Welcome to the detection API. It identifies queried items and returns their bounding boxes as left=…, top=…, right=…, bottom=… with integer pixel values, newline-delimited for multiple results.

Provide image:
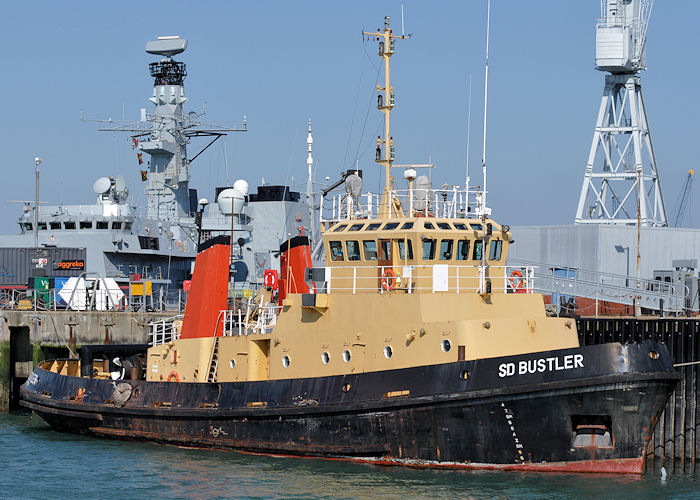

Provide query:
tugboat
left=21, top=18, right=679, bottom=474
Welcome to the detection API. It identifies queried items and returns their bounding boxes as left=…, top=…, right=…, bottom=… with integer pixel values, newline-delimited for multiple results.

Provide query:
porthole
left=441, top=339, right=452, bottom=353
left=282, top=355, right=291, bottom=368
left=321, top=352, right=330, bottom=364
left=384, top=346, right=393, bottom=359
left=460, top=370, right=470, bottom=380
left=342, top=383, right=351, bottom=392
left=229, top=359, right=236, bottom=369
left=342, top=349, right=351, bottom=362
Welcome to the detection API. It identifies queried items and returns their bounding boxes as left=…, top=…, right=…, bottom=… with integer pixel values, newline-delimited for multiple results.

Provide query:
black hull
left=21, top=341, right=680, bottom=473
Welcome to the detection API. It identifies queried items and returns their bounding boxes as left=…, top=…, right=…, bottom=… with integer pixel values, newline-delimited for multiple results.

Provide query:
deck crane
left=673, top=170, right=694, bottom=227
left=575, top=0, right=668, bottom=227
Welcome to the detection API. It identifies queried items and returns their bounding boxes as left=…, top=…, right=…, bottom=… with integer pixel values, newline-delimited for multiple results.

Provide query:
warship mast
left=97, top=36, right=247, bottom=223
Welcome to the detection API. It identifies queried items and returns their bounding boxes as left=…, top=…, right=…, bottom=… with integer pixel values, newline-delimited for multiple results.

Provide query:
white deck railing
left=149, top=314, right=183, bottom=346
left=320, top=187, right=482, bottom=223
left=314, top=264, right=535, bottom=295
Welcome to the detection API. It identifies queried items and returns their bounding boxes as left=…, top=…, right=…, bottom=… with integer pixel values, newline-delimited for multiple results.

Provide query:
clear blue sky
left=0, top=1, right=698, bottom=233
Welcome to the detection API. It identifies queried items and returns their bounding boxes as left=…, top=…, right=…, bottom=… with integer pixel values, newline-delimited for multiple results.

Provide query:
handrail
left=306, top=264, right=535, bottom=295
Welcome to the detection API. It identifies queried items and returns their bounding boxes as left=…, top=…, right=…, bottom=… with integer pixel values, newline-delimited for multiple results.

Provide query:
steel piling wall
left=577, top=317, right=699, bottom=471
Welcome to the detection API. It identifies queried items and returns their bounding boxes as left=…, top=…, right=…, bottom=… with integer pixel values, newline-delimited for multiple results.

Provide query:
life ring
left=381, top=268, right=396, bottom=291
left=167, top=371, right=180, bottom=382
left=263, top=269, right=279, bottom=290
left=509, top=270, right=526, bottom=294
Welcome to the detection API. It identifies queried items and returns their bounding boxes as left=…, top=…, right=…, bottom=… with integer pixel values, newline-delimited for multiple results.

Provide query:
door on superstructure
left=378, top=238, right=392, bottom=291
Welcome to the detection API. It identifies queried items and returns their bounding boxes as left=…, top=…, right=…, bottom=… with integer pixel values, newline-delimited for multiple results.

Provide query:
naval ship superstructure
left=0, top=36, right=313, bottom=300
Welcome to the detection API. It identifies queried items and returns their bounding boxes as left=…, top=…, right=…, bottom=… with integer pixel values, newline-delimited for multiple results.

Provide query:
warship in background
left=0, top=36, right=313, bottom=307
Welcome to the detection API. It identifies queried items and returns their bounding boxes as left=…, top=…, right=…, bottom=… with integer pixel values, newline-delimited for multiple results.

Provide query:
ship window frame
left=38, top=222, right=47, bottom=231
left=453, top=223, right=468, bottom=230
left=366, top=223, right=381, bottom=231
left=397, top=239, right=413, bottom=260
left=23, top=223, right=32, bottom=231
left=379, top=240, right=392, bottom=260
left=124, top=222, right=132, bottom=231
left=80, top=221, right=92, bottom=229
left=321, top=352, right=330, bottom=365
left=422, top=238, right=436, bottom=260
left=424, top=222, right=435, bottom=229
left=112, top=221, right=123, bottom=230
left=473, top=240, right=483, bottom=261
left=383, top=222, right=400, bottom=230
left=457, top=239, right=471, bottom=261
left=437, top=222, right=452, bottom=230
left=342, top=349, right=351, bottom=362
left=332, top=224, right=348, bottom=232
left=282, top=355, right=290, bottom=368
left=49, top=222, right=61, bottom=230
left=362, top=240, right=378, bottom=261
left=96, top=221, right=109, bottom=230
left=470, top=223, right=483, bottom=231
left=64, top=221, right=76, bottom=230
left=489, top=240, right=503, bottom=261
left=439, top=239, right=454, bottom=260
left=383, top=345, right=393, bottom=359
left=329, top=241, right=344, bottom=261
left=401, top=222, right=414, bottom=229
left=348, top=223, right=365, bottom=232
left=346, top=240, right=361, bottom=261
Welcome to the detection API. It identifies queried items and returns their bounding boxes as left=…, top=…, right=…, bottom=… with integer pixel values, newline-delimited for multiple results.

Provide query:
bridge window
left=401, top=222, right=414, bottom=229
left=424, top=222, right=434, bottom=229
left=457, top=239, right=470, bottom=260
left=366, top=223, right=381, bottom=231
left=454, top=223, right=468, bottom=230
left=473, top=240, right=483, bottom=260
left=38, top=222, right=47, bottom=230
left=64, top=222, right=76, bottom=230
left=23, top=223, right=32, bottom=231
left=397, top=239, right=413, bottom=260
left=124, top=222, right=132, bottom=231
left=422, top=239, right=436, bottom=260
left=80, top=221, right=92, bottom=229
left=329, top=241, right=344, bottom=261
left=489, top=240, right=503, bottom=261
left=113, top=221, right=122, bottom=230
left=332, top=224, right=348, bottom=232
left=439, top=239, right=454, bottom=260
left=97, top=221, right=109, bottom=229
left=363, top=240, right=378, bottom=260
left=349, top=223, right=364, bottom=231
left=380, top=240, right=392, bottom=260
left=383, top=222, right=400, bottom=230
left=437, top=222, right=452, bottom=230
left=346, top=240, right=361, bottom=261
left=470, top=223, right=483, bottom=231
left=50, top=222, right=61, bottom=230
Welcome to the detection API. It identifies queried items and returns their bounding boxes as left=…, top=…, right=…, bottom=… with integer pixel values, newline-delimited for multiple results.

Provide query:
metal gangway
left=507, top=258, right=687, bottom=315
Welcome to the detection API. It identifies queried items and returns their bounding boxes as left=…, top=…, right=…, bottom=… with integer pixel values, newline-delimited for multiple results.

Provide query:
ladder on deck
left=208, top=336, right=220, bottom=383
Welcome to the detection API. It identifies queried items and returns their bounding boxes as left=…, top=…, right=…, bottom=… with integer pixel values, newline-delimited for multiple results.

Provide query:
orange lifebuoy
left=509, top=270, right=526, bottom=294
left=263, top=269, right=279, bottom=290
left=167, top=371, right=180, bottom=382
left=381, top=268, right=396, bottom=291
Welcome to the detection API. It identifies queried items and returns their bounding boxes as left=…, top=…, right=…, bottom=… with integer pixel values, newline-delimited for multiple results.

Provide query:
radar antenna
left=575, top=0, right=667, bottom=227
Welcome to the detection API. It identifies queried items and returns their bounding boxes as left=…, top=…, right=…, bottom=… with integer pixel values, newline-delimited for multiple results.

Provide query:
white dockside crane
left=575, top=0, right=667, bottom=227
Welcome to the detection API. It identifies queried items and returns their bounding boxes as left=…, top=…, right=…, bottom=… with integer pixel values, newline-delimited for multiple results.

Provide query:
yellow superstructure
left=146, top=16, right=579, bottom=385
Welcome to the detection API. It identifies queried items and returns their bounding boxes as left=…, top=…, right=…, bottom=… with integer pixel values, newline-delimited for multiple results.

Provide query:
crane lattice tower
left=575, top=0, right=667, bottom=226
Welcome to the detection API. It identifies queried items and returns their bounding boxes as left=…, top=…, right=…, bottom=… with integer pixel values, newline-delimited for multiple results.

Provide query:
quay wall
left=0, top=310, right=173, bottom=411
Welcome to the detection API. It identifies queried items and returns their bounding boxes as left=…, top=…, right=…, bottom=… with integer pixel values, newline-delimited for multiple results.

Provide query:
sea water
left=2, top=412, right=698, bottom=499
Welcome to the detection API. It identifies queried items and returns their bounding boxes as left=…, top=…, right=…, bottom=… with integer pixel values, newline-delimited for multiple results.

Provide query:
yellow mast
left=363, top=17, right=409, bottom=218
